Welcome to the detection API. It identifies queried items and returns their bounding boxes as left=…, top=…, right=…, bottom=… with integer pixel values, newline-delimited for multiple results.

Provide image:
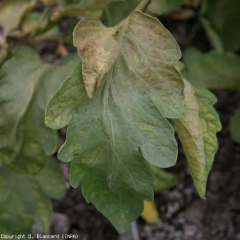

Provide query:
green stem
left=135, top=0, right=151, bottom=12
left=103, top=0, right=112, bottom=26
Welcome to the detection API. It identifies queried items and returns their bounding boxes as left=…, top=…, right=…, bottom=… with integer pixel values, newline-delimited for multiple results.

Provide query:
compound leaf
left=46, top=10, right=184, bottom=232
left=183, top=48, right=240, bottom=91
left=230, top=108, right=240, bottom=143
left=0, top=159, right=66, bottom=235
left=175, top=80, right=221, bottom=198
left=0, top=46, right=74, bottom=174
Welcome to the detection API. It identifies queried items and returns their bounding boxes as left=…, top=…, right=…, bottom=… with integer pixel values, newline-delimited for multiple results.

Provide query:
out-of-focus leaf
left=0, top=43, right=8, bottom=66
left=50, top=0, right=118, bottom=21
left=183, top=48, right=240, bottom=91
left=183, top=0, right=200, bottom=8
left=175, top=80, right=221, bottom=198
left=0, top=46, right=75, bottom=174
left=0, top=0, right=37, bottom=39
left=102, top=1, right=138, bottom=26
left=0, top=158, right=66, bottom=235
left=201, top=0, right=240, bottom=52
left=22, top=12, right=43, bottom=34
left=159, top=0, right=181, bottom=14
left=102, top=0, right=172, bottom=26
left=46, top=11, right=184, bottom=233
left=146, top=0, right=166, bottom=15
left=141, top=201, right=160, bottom=224
left=22, top=12, right=62, bottom=42
left=36, top=26, right=62, bottom=42
left=148, top=164, right=178, bottom=192
left=40, top=0, right=65, bottom=6
left=22, top=12, right=49, bottom=34
left=22, top=10, right=61, bottom=40
left=199, top=17, right=223, bottom=53
left=230, top=108, right=240, bottom=143
left=145, top=0, right=182, bottom=15
left=57, top=53, right=79, bottom=66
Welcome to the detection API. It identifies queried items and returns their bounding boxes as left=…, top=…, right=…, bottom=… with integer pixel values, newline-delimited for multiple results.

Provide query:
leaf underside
left=46, top=10, right=184, bottom=232
left=175, top=80, right=221, bottom=198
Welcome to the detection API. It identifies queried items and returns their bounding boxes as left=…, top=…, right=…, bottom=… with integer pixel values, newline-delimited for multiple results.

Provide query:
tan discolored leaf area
left=175, top=80, right=221, bottom=198
left=73, top=10, right=184, bottom=115
left=46, top=10, right=184, bottom=232
left=73, top=18, right=120, bottom=97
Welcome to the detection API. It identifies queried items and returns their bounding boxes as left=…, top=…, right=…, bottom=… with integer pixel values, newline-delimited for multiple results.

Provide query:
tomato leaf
left=183, top=48, right=240, bottom=91
left=0, top=158, right=66, bottom=234
left=46, top=11, right=184, bottom=232
left=0, top=46, right=74, bottom=174
left=175, top=80, right=221, bottom=198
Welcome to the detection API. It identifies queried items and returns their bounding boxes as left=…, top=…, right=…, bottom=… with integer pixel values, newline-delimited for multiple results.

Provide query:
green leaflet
left=0, top=46, right=74, bottom=174
left=46, top=10, right=184, bottom=232
left=0, top=158, right=66, bottom=235
left=175, top=80, right=221, bottom=198
left=230, top=108, right=240, bottom=143
left=183, top=48, right=240, bottom=91
left=201, top=0, right=240, bottom=52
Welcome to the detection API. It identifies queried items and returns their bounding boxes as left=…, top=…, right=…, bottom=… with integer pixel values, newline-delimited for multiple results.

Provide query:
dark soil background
left=38, top=12, right=240, bottom=240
